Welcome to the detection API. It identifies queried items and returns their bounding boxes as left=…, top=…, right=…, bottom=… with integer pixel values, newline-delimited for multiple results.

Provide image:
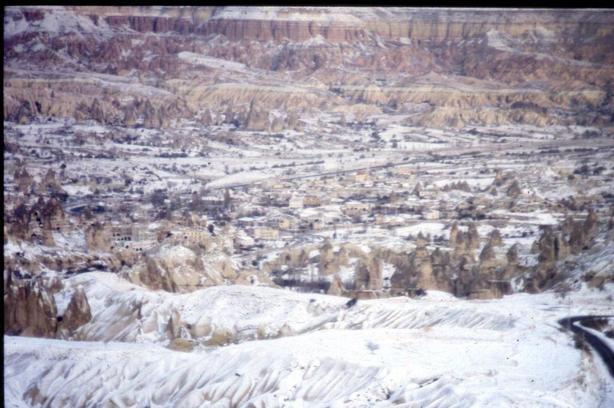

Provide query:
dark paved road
left=558, top=315, right=614, bottom=378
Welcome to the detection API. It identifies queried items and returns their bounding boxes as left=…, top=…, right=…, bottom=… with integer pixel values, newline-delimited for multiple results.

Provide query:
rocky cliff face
left=57, top=286, right=92, bottom=337
left=4, top=6, right=613, bottom=128
left=4, top=278, right=58, bottom=338
left=67, top=7, right=612, bottom=45
left=125, top=244, right=238, bottom=293
left=4, top=272, right=94, bottom=339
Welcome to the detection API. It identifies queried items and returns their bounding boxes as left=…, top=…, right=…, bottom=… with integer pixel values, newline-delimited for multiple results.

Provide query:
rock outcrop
left=530, top=209, right=601, bottom=290
left=5, top=6, right=613, bottom=129
left=85, top=222, right=112, bottom=251
left=327, top=275, right=346, bottom=296
left=4, top=278, right=58, bottom=338
left=127, top=244, right=237, bottom=292
left=57, top=286, right=92, bottom=337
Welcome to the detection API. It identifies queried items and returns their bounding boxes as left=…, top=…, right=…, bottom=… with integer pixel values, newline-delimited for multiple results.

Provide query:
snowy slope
left=54, top=273, right=513, bottom=345
left=54, top=272, right=614, bottom=345
left=4, top=317, right=610, bottom=407
left=7, top=272, right=613, bottom=407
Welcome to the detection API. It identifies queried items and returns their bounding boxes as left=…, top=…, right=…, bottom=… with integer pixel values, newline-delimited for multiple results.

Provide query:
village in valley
left=5, top=115, right=613, bottom=301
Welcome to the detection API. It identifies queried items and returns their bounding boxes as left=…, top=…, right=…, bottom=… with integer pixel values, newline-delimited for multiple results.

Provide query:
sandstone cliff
left=4, top=6, right=613, bottom=129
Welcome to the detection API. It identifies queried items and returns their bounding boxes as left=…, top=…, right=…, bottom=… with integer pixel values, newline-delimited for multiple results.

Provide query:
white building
left=253, top=227, right=280, bottom=240
left=424, top=210, right=440, bottom=220
left=289, top=195, right=304, bottom=209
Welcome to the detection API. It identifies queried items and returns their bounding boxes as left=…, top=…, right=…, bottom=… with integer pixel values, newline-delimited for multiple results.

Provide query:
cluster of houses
left=66, top=165, right=426, bottom=257
left=223, top=166, right=428, bottom=243
left=7, top=153, right=573, bottom=269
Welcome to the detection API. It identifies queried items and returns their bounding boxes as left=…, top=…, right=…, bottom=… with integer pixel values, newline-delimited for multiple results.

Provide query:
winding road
left=558, top=315, right=614, bottom=378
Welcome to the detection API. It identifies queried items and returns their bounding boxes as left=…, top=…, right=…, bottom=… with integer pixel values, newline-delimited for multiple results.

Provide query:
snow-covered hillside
left=5, top=273, right=614, bottom=407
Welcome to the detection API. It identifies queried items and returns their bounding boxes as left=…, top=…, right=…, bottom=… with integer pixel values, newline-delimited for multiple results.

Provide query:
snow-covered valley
left=4, top=6, right=614, bottom=407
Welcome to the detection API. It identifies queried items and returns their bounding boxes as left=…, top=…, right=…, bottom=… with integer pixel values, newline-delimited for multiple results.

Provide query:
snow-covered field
left=5, top=271, right=614, bottom=407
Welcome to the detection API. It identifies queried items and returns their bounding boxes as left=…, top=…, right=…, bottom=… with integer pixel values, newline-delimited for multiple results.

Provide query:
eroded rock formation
left=126, top=244, right=237, bottom=292
left=4, top=6, right=612, bottom=129
left=4, top=278, right=58, bottom=338
left=58, top=286, right=92, bottom=337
